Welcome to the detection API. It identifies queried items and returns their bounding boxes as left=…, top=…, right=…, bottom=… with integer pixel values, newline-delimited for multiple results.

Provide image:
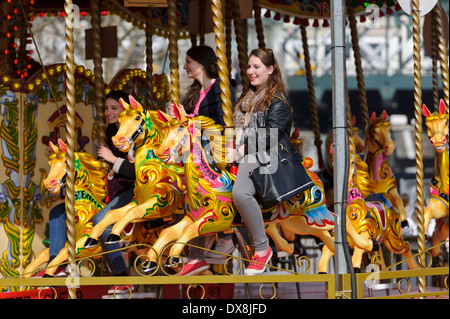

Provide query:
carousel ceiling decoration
left=259, top=0, right=401, bottom=26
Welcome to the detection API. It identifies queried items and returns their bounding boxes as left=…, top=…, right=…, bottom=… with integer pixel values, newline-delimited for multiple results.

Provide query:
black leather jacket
left=243, top=93, right=296, bottom=158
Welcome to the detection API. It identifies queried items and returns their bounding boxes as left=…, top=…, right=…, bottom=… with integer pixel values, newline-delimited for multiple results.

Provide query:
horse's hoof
left=292, top=241, right=306, bottom=256
left=142, top=261, right=158, bottom=275
left=353, top=267, right=361, bottom=273
left=371, top=238, right=380, bottom=251
left=83, top=237, right=98, bottom=249
left=105, top=234, right=121, bottom=245
left=163, top=257, right=181, bottom=275
left=401, top=220, right=410, bottom=229
left=43, top=274, right=54, bottom=278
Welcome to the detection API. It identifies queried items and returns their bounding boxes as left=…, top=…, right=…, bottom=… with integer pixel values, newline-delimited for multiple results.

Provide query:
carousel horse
left=141, top=104, right=375, bottom=274
left=23, top=139, right=109, bottom=277
left=364, top=110, right=409, bottom=227
left=422, top=100, right=449, bottom=256
left=318, top=144, right=418, bottom=273
left=319, top=117, right=365, bottom=210
left=83, top=96, right=186, bottom=249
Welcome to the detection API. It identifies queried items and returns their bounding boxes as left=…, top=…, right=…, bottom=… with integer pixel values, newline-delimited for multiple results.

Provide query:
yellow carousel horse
left=318, top=142, right=418, bottom=273
left=422, top=100, right=449, bottom=256
left=83, top=96, right=186, bottom=250
left=23, top=139, right=109, bottom=277
left=141, top=104, right=375, bottom=274
left=364, top=110, right=409, bottom=227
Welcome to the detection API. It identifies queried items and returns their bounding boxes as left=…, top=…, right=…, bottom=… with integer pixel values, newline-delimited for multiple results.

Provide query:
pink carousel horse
left=141, top=104, right=375, bottom=274
left=422, top=100, right=449, bottom=256
left=318, top=142, right=418, bottom=273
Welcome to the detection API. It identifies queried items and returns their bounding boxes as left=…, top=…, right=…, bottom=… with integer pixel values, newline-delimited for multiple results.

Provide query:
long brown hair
left=234, top=48, right=288, bottom=111
left=182, top=46, right=219, bottom=114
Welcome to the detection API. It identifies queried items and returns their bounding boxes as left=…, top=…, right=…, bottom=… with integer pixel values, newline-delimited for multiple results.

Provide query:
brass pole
left=347, top=2, right=369, bottom=132
left=431, top=7, right=440, bottom=111
left=146, top=8, right=155, bottom=110
left=300, top=22, right=323, bottom=168
left=231, top=0, right=249, bottom=90
left=253, top=0, right=266, bottom=49
left=435, top=1, right=449, bottom=112
left=211, top=0, right=233, bottom=127
left=64, top=0, right=77, bottom=300
left=90, top=0, right=106, bottom=147
left=168, top=0, right=180, bottom=106
left=226, top=0, right=232, bottom=73
left=412, top=0, right=426, bottom=296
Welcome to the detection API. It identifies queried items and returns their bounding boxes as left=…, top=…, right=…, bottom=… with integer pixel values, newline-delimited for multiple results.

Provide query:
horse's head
left=154, top=104, right=227, bottom=170
left=152, top=103, right=190, bottom=164
left=112, top=95, right=157, bottom=152
left=44, top=139, right=67, bottom=194
left=366, top=110, right=396, bottom=155
left=423, top=100, right=448, bottom=153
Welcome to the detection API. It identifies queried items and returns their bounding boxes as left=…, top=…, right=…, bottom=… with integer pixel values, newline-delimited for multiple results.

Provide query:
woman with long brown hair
left=232, top=48, right=311, bottom=274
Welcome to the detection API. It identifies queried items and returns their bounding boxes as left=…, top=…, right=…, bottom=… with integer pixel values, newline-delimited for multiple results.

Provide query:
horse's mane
left=194, top=115, right=228, bottom=170
left=352, top=154, right=371, bottom=198
left=75, top=152, right=109, bottom=200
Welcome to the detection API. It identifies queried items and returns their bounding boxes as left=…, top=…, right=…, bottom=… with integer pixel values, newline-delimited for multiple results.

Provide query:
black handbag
left=249, top=150, right=314, bottom=209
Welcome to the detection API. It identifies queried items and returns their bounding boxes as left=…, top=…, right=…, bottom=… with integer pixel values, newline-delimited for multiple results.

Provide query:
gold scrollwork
left=162, top=254, right=185, bottom=276
left=397, top=278, right=411, bottom=295
left=186, top=284, right=205, bottom=299
left=258, top=283, right=277, bottom=299
left=223, top=256, right=242, bottom=276
left=38, top=286, right=58, bottom=299
left=134, top=249, right=158, bottom=276
left=417, top=250, right=433, bottom=269
left=370, top=253, right=383, bottom=266
left=77, top=258, right=96, bottom=277
left=296, top=256, right=311, bottom=274
left=113, top=285, right=133, bottom=299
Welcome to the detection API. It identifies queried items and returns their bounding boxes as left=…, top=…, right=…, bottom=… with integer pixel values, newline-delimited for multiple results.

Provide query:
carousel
left=0, top=0, right=448, bottom=300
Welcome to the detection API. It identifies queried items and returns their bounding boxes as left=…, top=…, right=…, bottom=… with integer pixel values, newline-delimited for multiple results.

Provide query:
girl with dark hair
left=168, top=45, right=226, bottom=126
left=168, top=46, right=236, bottom=276
left=92, top=90, right=136, bottom=293
left=44, top=91, right=135, bottom=288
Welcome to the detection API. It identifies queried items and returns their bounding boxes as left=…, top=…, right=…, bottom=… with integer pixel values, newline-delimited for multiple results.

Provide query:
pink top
left=192, top=80, right=215, bottom=116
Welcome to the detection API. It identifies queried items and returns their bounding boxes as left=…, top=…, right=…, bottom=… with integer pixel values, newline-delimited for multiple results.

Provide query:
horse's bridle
left=127, top=118, right=146, bottom=144
left=127, top=109, right=147, bottom=144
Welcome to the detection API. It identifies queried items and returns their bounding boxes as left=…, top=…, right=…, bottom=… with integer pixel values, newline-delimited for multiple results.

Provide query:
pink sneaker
left=177, top=260, right=209, bottom=276
left=244, top=248, right=272, bottom=275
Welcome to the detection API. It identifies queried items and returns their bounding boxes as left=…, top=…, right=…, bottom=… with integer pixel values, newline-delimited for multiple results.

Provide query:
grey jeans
left=232, top=154, right=268, bottom=252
